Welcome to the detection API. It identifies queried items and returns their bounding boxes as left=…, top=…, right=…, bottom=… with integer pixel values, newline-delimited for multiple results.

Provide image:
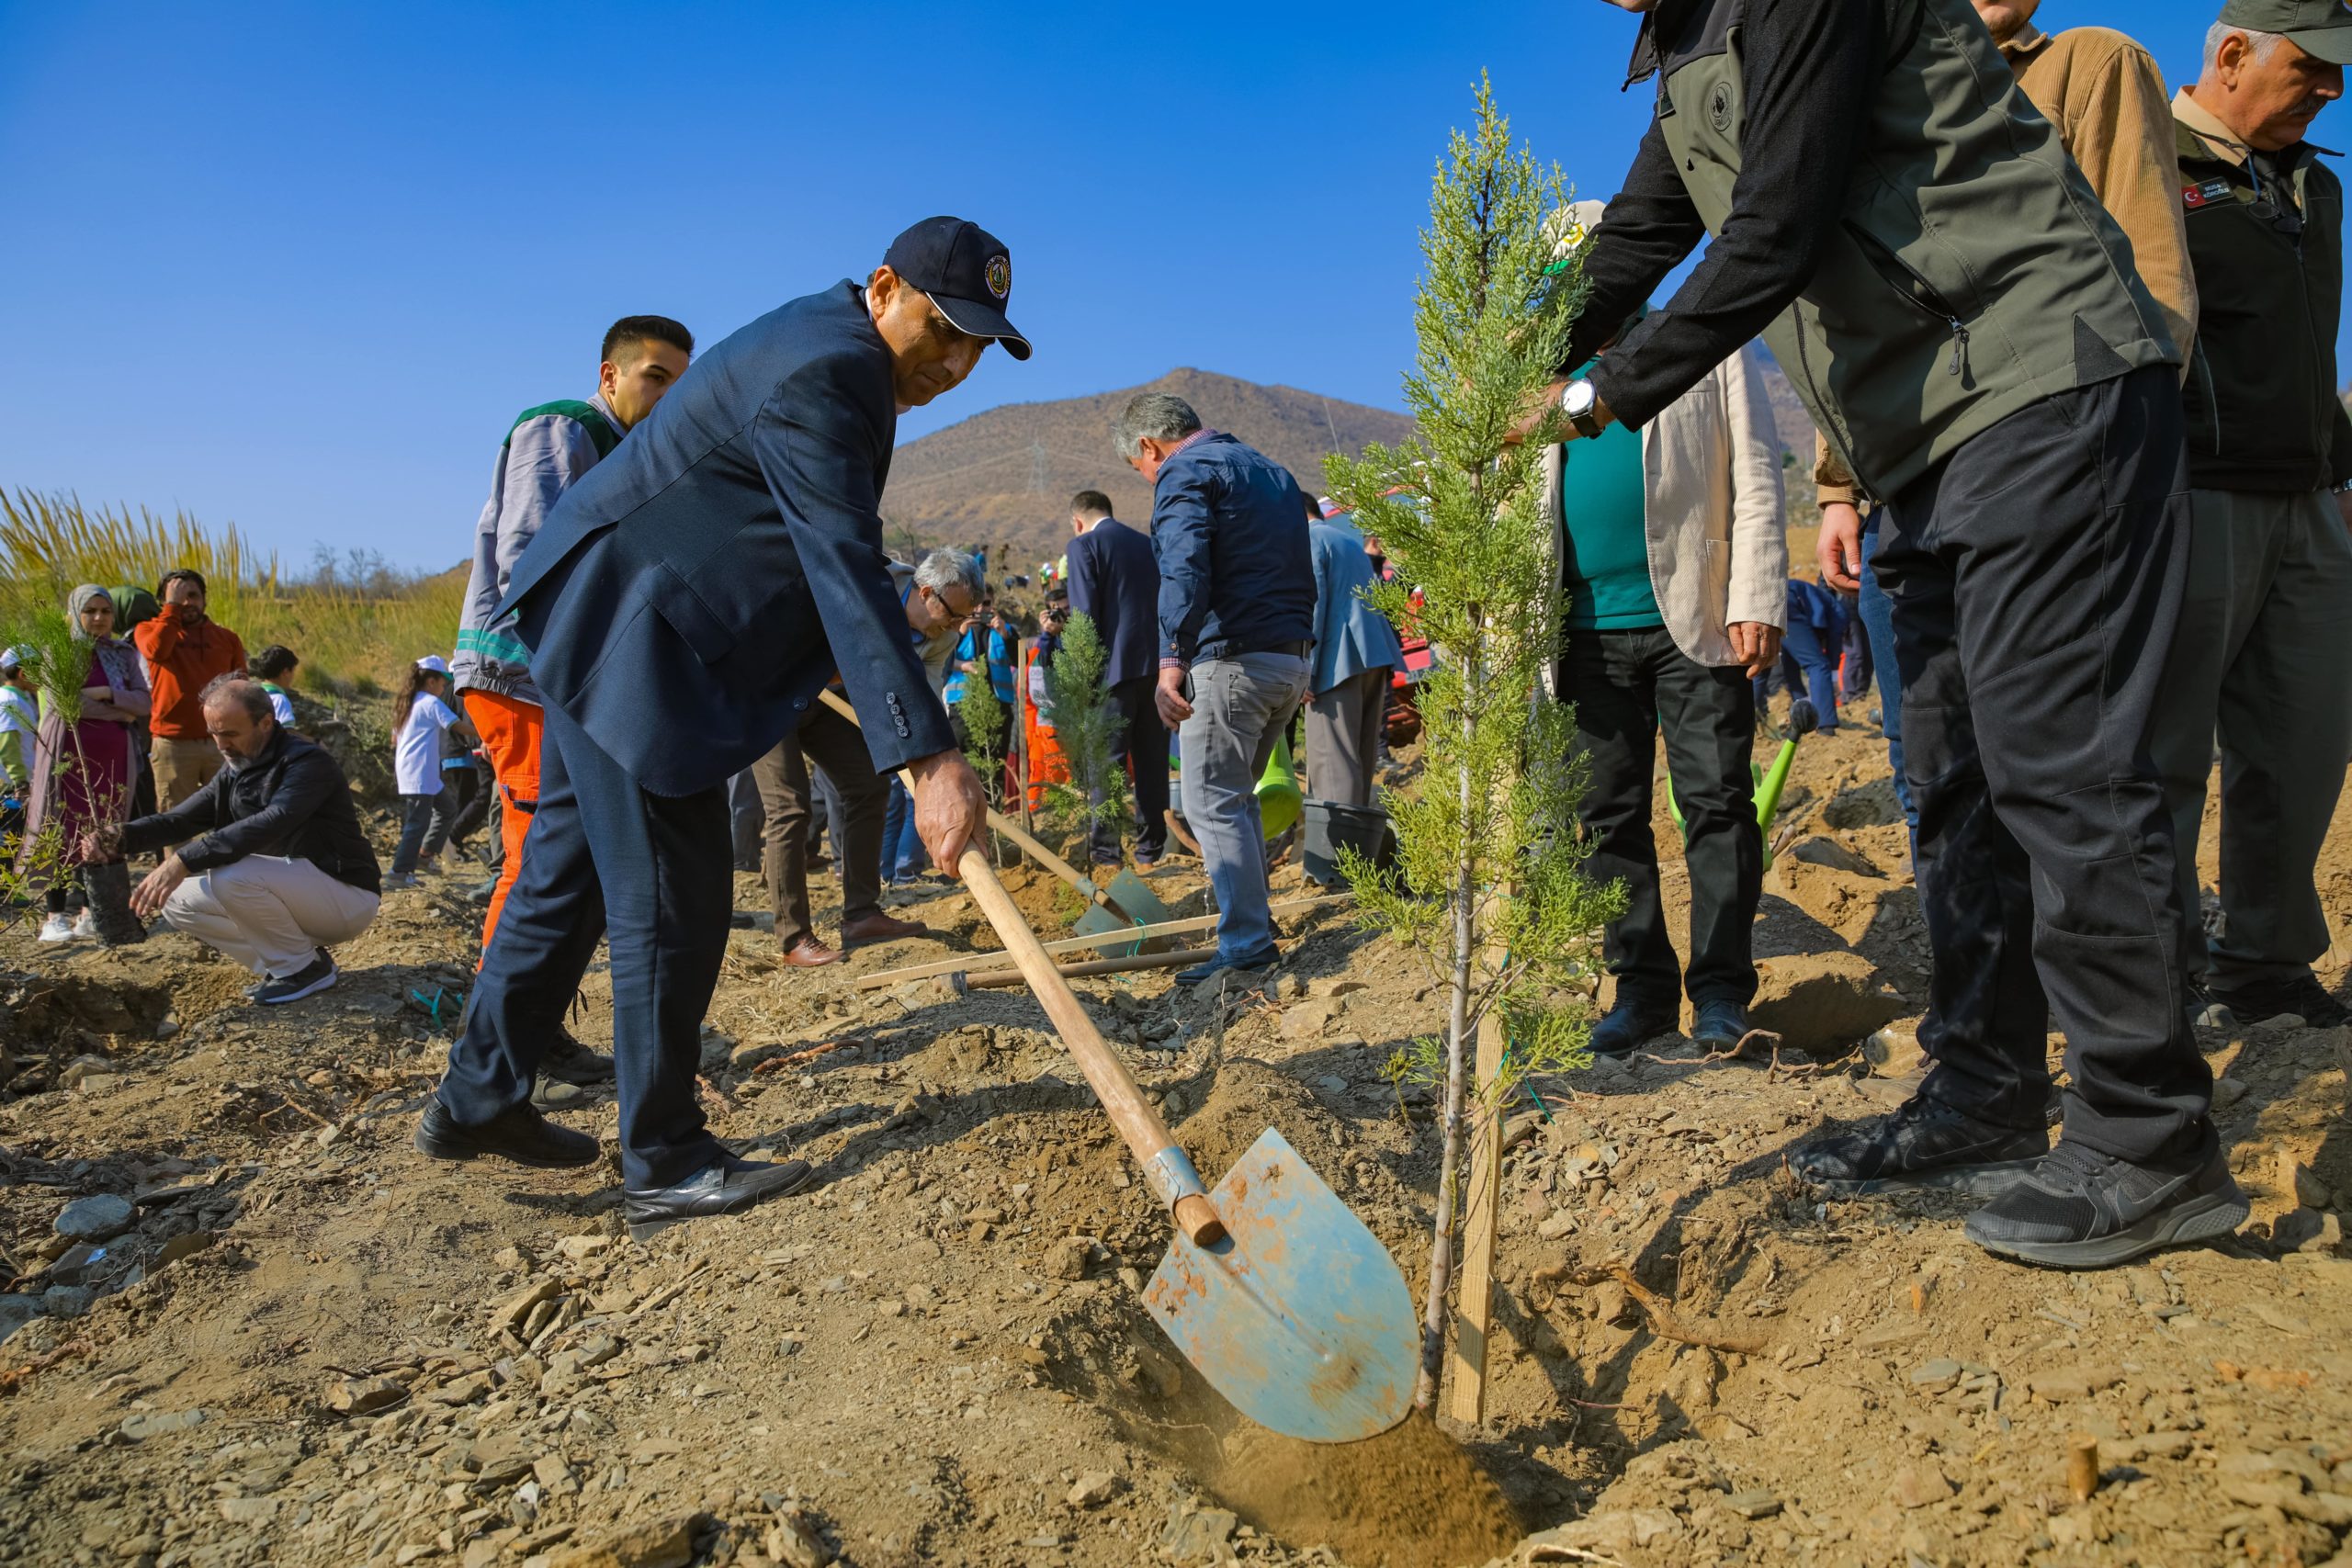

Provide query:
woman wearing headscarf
left=24, top=585, right=152, bottom=943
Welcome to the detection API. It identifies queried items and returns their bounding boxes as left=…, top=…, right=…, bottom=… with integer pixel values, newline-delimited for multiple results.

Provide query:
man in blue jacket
left=1065, top=487, right=1168, bottom=867
left=1118, top=393, right=1317, bottom=983
left=419, top=217, right=1014, bottom=1240
left=1306, top=496, right=1404, bottom=810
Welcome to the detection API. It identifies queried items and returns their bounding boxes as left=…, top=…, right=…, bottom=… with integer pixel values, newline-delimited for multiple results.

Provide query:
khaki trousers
left=150, top=736, right=224, bottom=811
left=161, top=855, right=380, bottom=979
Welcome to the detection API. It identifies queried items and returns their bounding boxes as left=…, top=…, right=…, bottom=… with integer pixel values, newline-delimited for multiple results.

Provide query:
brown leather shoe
left=839, top=911, right=926, bottom=948
left=781, top=936, right=842, bottom=968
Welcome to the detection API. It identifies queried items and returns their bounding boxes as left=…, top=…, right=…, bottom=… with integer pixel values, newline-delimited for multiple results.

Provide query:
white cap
left=416, top=655, right=450, bottom=675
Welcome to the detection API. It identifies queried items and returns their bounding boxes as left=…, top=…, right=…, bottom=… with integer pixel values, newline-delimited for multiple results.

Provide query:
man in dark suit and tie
left=1065, top=488, right=1168, bottom=866
left=418, top=217, right=1018, bottom=1240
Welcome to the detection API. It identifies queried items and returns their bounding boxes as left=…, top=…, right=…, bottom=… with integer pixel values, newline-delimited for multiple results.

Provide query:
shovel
left=845, top=726, right=1419, bottom=1442
left=817, top=691, right=1172, bottom=935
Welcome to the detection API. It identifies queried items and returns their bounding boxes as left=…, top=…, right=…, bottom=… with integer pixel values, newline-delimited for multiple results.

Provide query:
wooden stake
left=1444, top=963, right=1510, bottom=1426
left=2066, top=1433, right=2099, bottom=1503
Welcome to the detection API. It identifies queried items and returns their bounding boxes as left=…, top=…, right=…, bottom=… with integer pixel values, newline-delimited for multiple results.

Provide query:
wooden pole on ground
left=966, top=946, right=1219, bottom=989
left=852, top=895, right=1351, bottom=990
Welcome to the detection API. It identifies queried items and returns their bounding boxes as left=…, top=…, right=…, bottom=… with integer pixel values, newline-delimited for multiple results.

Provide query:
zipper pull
left=1947, top=320, right=1969, bottom=377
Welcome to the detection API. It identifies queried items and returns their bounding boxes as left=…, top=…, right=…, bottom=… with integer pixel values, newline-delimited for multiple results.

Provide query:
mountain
left=883, top=368, right=1417, bottom=572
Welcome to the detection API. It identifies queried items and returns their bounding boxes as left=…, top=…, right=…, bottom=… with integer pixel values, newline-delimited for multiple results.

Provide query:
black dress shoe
left=1589, top=998, right=1678, bottom=1058
left=625, top=1155, right=814, bottom=1241
left=1689, top=998, right=1752, bottom=1054
left=414, top=1100, right=600, bottom=1168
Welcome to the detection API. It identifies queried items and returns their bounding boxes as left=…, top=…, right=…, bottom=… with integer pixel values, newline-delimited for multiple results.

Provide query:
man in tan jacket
left=1547, top=273, right=1787, bottom=1058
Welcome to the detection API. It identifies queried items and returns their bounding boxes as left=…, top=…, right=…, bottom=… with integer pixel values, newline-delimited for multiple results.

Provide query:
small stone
left=1046, top=1237, right=1091, bottom=1281
left=325, top=1376, right=407, bottom=1416
left=1893, top=1464, right=1952, bottom=1510
left=1160, top=1498, right=1239, bottom=1565
left=2212, top=1076, right=2247, bottom=1108
left=119, top=1408, right=208, bottom=1441
left=1067, top=1472, right=1120, bottom=1507
left=0, top=1295, right=41, bottom=1344
left=2026, top=1367, right=2124, bottom=1403
left=763, top=1508, right=831, bottom=1568
left=1909, top=1358, right=1963, bottom=1393
left=1723, top=1490, right=1781, bottom=1520
left=218, top=1497, right=277, bottom=1525
left=1536, top=1211, right=1578, bottom=1241
left=54, top=1194, right=135, bottom=1242
left=544, top=1514, right=694, bottom=1568
left=552, top=1235, right=610, bottom=1262
left=40, top=1284, right=95, bottom=1318
left=156, top=1231, right=216, bottom=1268
left=2278, top=1149, right=2335, bottom=1211
left=490, top=1279, right=561, bottom=1337
left=532, top=1455, right=578, bottom=1494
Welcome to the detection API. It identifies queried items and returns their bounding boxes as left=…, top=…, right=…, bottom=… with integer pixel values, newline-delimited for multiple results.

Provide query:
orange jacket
left=133, top=614, right=247, bottom=739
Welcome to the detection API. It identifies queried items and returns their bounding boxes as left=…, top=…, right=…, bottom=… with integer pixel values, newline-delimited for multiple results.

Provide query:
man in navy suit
left=1065, top=488, right=1168, bottom=867
left=419, top=217, right=1020, bottom=1240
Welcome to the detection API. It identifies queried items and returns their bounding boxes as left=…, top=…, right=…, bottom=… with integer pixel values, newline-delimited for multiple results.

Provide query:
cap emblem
left=986, top=254, right=1011, bottom=299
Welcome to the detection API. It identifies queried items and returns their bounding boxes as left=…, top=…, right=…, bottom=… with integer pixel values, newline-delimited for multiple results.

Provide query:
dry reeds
left=0, top=490, right=459, bottom=694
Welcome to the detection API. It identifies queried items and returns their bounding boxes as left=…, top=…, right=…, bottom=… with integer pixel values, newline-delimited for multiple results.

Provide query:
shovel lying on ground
left=820, top=695, right=1418, bottom=1442
left=817, top=691, right=1172, bottom=936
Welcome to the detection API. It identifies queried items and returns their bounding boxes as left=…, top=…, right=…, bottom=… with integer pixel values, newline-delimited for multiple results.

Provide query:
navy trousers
left=437, top=701, right=731, bottom=1189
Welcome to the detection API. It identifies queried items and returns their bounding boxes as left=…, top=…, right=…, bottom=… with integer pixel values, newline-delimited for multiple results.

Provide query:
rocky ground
left=1, top=699, right=2349, bottom=1568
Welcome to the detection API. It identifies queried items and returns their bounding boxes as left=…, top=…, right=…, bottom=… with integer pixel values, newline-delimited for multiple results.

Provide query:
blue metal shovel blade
left=1142, top=1127, right=1419, bottom=1444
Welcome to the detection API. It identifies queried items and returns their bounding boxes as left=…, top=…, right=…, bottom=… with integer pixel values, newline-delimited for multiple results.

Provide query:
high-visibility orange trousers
left=461, top=689, right=543, bottom=961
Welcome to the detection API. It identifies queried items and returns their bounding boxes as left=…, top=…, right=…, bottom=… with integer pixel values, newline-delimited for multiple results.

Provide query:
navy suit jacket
left=1064, top=517, right=1160, bottom=688
left=499, top=281, right=956, bottom=796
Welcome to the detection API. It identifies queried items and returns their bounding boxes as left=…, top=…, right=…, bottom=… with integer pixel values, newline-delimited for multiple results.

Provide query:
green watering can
left=1667, top=698, right=1818, bottom=868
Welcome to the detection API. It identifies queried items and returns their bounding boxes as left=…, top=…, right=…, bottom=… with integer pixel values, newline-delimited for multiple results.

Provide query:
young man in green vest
left=2151, top=1, right=2352, bottom=1034
left=448, top=314, right=694, bottom=1091
left=1555, top=0, right=2243, bottom=1269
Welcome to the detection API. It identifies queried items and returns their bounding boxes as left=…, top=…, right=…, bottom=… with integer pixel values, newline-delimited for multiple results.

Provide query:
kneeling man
left=97, top=675, right=380, bottom=1002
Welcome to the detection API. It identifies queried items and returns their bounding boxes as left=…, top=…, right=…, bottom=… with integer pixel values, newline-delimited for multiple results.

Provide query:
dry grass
left=0, top=490, right=461, bottom=695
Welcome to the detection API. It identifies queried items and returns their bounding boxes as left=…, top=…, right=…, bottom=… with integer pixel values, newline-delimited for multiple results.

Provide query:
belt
left=1201, top=638, right=1312, bottom=662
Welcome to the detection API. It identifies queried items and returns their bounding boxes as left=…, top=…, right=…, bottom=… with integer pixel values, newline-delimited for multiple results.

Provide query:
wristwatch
left=1560, top=379, right=1606, bottom=440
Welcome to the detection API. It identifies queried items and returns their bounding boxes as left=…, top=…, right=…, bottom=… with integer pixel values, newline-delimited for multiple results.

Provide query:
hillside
left=884, top=369, right=1417, bottom=571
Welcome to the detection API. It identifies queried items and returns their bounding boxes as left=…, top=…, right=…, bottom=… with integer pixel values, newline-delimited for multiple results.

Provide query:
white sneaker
left=71, top=908, right=96, bottom=940
left=38, top=914, right=78, bottom=943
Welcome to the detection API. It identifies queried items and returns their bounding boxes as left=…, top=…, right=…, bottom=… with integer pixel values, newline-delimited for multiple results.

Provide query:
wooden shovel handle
left=813, top=688, right=1221, bottom=1244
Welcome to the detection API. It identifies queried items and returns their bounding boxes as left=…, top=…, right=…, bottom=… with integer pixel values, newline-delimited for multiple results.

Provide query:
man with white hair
left=2154, top=0, right=2352, bottom=1031
left=751, top=546, right=983, bottom=966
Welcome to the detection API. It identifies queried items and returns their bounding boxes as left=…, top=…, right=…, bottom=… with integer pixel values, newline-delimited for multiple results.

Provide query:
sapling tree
left=0, top=609, right=103, bottom=930
left=1041, top=611, right=1129, bottom=847
left=957, top=658, right=1008, bottom=800
left=1324, top=78, right=1623, bottom=1410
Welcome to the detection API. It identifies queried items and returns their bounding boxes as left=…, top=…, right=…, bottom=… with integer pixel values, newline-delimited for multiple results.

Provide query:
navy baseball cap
left=883, top=217, right=1032, bottom=361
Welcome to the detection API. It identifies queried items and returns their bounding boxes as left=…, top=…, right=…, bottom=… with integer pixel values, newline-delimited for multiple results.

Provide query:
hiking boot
left=1964, top=1138, right=2248, bottom=1269
left=254, top=952, right=338, bottom=1004
left=541, top=1032, right=616, bottom=1086
left=1589, top=998, right=1678, bottom=1059
left=2205, top=973, right=2348, bottom=1030
left=1689, top=998, right=1752, bottom=1055
left=624, top=1155, right=814, bottom=1241
left=1792, top=1091, right=2048, bottom=1196
left=414, top=1099, right=599, bottom=1168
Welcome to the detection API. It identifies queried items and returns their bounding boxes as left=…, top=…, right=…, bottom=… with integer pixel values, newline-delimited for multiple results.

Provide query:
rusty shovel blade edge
left=1141, top=1126, right=1419, bottom=1444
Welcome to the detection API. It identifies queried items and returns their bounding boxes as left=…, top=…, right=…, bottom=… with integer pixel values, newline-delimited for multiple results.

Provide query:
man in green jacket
left=1554, top=0, right=2242, bottom=1269
left=2152, top=0, right=2352, bottom=1032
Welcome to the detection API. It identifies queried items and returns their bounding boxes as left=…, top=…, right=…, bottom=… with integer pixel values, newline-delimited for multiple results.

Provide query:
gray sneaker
left=1965, top=1140, right=2248, bottom=1269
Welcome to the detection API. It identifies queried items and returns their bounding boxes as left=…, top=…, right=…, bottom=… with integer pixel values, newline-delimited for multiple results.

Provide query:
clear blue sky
left=0, top=1, right=2271, bottom=571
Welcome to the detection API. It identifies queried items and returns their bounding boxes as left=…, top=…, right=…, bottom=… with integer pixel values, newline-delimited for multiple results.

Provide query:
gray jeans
left=2151, top=486, right=2352, bottom=986
left=1179, top=653, right=1309, bottom=962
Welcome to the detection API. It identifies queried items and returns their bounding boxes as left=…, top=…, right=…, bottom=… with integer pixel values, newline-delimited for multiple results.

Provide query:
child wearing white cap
left=387, top=655, right=474, bottom=887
